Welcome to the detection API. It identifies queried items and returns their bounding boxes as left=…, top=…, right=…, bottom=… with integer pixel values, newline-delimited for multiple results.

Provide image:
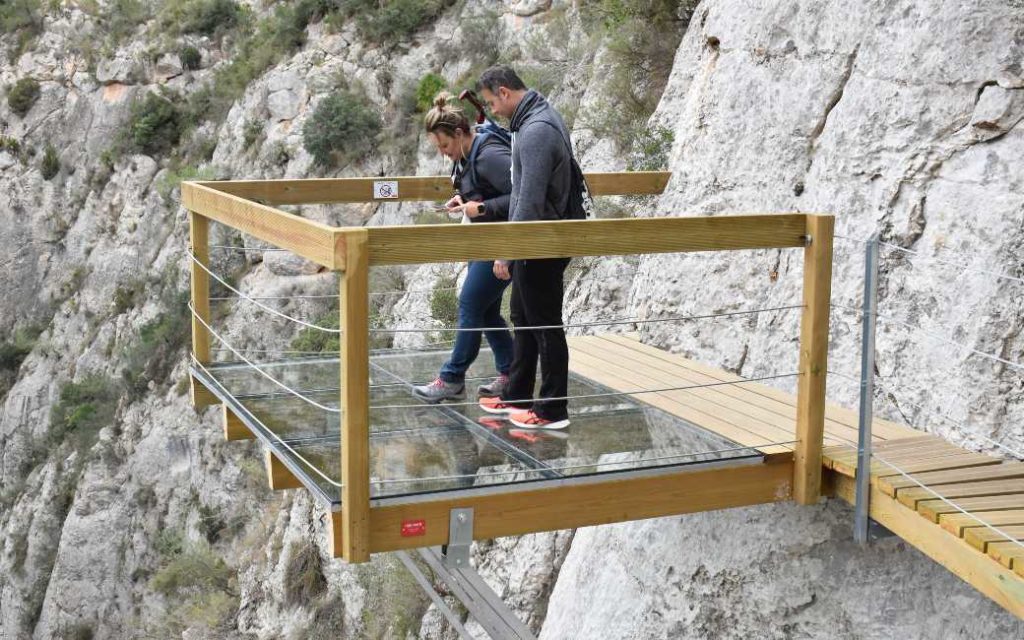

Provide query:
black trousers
left=501, top=258, right=570, bottom=420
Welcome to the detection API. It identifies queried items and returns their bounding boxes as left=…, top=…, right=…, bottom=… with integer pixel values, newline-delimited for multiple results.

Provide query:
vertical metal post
left=854, top=233, right=879, bottom=544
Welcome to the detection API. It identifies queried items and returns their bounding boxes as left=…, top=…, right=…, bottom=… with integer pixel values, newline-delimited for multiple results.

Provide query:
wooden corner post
left=339, top=229, right=371, bottom=562
left=794, top=214, right=834, bottom=505
left=188, top=210, right=218, bottom=408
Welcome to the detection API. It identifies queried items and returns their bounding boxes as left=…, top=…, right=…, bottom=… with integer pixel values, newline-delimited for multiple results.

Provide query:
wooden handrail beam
left=195, top=171, right=671, bottom=205
left=362, top=213, right=809, bottom=265
left=182, top=182, right=341, bottom=269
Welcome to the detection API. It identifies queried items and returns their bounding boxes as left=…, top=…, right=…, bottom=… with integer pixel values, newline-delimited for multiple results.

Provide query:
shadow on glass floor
left=198, top=348, right=763, bottom=507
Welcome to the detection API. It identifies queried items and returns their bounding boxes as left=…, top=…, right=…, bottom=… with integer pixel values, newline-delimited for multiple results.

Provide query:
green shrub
left=0, top=324, right=41, bottom=373
left=183, top=2, right=324, bottom=128
left=169, top=0, right=242, bottom=37
left=48, top=374, right=118, bottom=454
left=40, top=144, right=60, bottom=180
left=8, top=77, right=41, bottom=117
left=627, top=125, right=674, bottom=171
left=302, top=89, right=381, bottom=167
left=291, top=313, right=340, bottom=353
left=284, top=541, right=327, bottom=606
left=415, top=73, right=446, bottom=112
left=180, top=45, right=202, bottom=70
left=111, top=278, right=147, bottom=316
left=59, top=623, right=95, bottom=640
left=1, top=0, right=43, bottom=61
left=579, top=0, right=696, bottom=153
left=335, top=0, right=456, bottom=46
left=150, top=541, right=234, bottom=597
left=128, top=91, right=185, bottom=156
left=122, top=287, right=191, bottom=399
left=430, top=275, right=458, bottom=342
left=197, top=503, right=226, bottom=544
left=101, top=0, right=151, bottom=47
left=155, top=164, right=216, bottom=204
left=242, top=118, right=263, bottom=150
left=0, top=135, right=20, bottom=154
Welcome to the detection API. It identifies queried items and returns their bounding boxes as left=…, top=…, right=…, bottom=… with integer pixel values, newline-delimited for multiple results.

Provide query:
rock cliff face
left=1, top=1, right=1022, bottom=638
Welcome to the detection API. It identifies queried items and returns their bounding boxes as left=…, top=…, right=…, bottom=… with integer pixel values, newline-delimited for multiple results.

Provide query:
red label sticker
left=401, top=519, right=426, bottom=537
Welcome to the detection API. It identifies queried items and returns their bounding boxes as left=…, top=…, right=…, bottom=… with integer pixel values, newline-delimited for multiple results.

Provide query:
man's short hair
left=477, top=65, right=527, bottom=94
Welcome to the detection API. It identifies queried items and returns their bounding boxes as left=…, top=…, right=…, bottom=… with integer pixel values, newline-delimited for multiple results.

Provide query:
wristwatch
left=477, top=202, right=488, bottom=216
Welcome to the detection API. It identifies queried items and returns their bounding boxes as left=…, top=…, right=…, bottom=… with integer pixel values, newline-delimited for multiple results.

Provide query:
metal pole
left=854, top=233, right=880, bottom=544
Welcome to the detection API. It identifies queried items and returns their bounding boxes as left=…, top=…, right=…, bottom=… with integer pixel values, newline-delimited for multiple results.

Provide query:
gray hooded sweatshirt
left=508, top=90, right=574, bottom=222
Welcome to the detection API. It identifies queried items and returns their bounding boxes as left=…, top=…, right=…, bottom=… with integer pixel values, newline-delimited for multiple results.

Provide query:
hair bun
left=433, top=91, right=453, bottom=109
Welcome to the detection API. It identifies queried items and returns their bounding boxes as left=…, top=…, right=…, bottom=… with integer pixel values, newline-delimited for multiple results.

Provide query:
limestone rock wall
left=1, top=0, right=1022, bottom=638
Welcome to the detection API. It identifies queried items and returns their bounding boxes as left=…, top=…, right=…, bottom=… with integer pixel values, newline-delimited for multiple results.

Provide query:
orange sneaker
left=477, top=417, right=507, bottom=431
left=509, top=410, right=570, bottom=430
left=479, top=396, right=520, bottom=415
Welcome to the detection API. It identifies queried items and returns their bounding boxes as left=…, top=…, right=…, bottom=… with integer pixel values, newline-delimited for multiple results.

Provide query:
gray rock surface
left=1, top=0, right=1022, bottom=638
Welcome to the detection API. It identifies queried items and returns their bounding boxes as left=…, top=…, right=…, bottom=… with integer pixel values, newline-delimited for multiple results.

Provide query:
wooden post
left=265, top=450, right=304, bottom=490
left=222, top=405, right=254, bottom=441
left=794, top=214, right=834, bottom=504
left=188, top=211, right=219, bottom=408
left=339, top=230, right=371, bottom=562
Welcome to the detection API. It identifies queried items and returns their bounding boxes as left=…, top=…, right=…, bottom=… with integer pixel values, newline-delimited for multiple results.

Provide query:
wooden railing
left=183, top=172, right=833, bottom=563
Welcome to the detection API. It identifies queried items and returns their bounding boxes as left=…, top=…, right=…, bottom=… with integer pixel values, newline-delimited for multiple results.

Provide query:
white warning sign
left=373, top=180, right=399, bottom=199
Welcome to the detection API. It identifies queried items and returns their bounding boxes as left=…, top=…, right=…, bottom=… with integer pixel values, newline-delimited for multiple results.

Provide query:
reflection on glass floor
left=195, top=348, right=763, bottom=507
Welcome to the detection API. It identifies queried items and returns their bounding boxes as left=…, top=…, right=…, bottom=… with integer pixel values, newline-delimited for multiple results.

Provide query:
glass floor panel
left=195, top=348, right=763, bottom=506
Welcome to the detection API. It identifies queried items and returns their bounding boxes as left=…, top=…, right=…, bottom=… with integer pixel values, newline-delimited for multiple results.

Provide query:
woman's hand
left=493, top=260, right=511, bottom=280
left=444, top=194, right=464, bottom=211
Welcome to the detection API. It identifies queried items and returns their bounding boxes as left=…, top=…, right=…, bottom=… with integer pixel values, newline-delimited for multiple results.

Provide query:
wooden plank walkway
left=567, top=334, right=1024, bottom=618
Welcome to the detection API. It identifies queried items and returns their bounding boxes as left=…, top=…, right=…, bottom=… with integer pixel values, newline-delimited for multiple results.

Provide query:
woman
left=412, top=92, right=514, bottom=403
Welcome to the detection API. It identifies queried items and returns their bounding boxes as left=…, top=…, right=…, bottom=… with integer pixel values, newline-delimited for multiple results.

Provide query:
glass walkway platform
left=190, top=347, right=765, bottom=509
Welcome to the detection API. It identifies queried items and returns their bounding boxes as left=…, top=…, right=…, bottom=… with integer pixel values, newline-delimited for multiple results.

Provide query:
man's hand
left=463, top=200, right=485, bottom=218
left=493, top=260, right=511, bottom=281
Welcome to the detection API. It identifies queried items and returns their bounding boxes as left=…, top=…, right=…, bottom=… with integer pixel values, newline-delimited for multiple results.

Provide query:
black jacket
left=453, top=134, right=512, bottom=223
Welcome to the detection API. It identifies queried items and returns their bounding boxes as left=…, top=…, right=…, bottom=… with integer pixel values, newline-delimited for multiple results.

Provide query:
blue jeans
left=439, top=260, right=514, bottom=383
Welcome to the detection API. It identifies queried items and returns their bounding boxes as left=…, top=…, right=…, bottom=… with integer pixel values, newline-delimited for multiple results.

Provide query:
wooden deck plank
left=575, top=336, right=868, bottom=449
left=878, top=462, right=1024, bottom=497
left=567, top=348, right=795, bottom=454
left=831, top=472, right=1024, bottom=618
left=569, top=341, right=818, bottom=449
left=898, top=479, right=1024, bottom=509
left=832, top=451, right=1000, bottom=480
left=940, top=511, right=1024, bottom=537
left=582, top=335, right=863, bottom=447
left=987, top=541, right=1024, bottom=570
left=917, top=495, right=1024, bottom=523
left=820, top=438, right=950, bottom=467
left=826, top=448, right=997, bottom=477
left=965, top=525, right=1024, bottom=552
left=825, top=442, right=968, bottom=467
left=597, top=334, right=917, bottom=442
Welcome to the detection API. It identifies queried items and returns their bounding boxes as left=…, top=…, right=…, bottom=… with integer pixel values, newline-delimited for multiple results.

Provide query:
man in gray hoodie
left=476, top=65, right=574, bottom=430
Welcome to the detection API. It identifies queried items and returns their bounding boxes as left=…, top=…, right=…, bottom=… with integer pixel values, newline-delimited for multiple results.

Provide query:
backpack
left=463, top=121, right=511, bottom=191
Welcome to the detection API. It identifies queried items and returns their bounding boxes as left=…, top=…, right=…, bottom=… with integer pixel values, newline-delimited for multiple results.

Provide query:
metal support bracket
left=443, top=508, right=474, bottom=569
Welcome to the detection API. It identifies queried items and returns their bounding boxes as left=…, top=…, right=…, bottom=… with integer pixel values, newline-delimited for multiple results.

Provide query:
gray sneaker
left=477, top=374, right=510, bottom=397
left=412, top=378, right=465, bottom=404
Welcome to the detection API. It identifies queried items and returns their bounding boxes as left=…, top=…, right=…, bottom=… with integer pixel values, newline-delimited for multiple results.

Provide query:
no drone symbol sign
left=373, top=180, right=399, bottom=199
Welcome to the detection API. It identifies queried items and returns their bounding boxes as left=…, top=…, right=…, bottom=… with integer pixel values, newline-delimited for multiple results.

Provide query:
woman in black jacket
left=412, top=92, right=514, bottom=403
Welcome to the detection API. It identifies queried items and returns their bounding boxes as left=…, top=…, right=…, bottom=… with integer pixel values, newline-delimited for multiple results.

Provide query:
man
left=475, top=65, right=575, bottom=430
